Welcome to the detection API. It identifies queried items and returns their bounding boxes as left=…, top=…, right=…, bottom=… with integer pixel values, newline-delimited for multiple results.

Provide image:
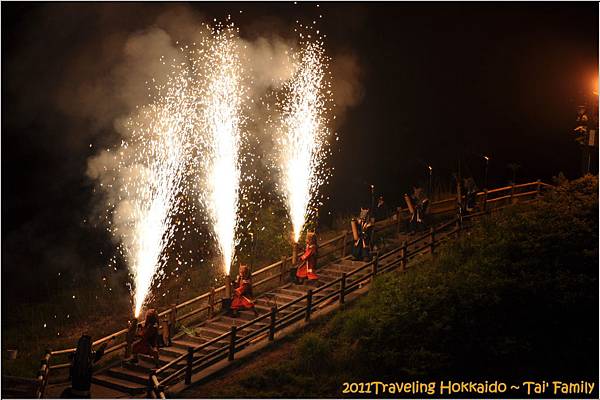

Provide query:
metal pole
left=428, top=166, right=433, bottom=199
left=370, top=184, right=375, bottom=214
left=483, top=156, right=489, bottom=190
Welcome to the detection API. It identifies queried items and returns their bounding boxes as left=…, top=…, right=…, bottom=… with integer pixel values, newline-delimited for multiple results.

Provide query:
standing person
left=408, top=187, right=428, bottom=233
left=464, top=177, right=478, bottom=213
left=296, top=232, right=319, bottom=283
left=61, top=335, right=109, bottom=398
left=230, top=264, right=257, bottom=317
left=374, top=196, right=389, bottom=222
left=131, top=309, right=160, bottom=368
left=351, top=209, right=374, bottom=261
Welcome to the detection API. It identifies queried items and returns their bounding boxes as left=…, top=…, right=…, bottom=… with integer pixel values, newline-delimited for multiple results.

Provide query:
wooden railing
left=37, top=180, right=550, bottom=397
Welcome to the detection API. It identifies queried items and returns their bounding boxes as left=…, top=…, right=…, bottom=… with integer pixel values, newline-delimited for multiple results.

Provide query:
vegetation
left=199, top=176, right=598, bottom=398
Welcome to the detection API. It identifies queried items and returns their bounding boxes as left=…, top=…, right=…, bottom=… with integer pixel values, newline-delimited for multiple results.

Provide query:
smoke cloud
left=3, top=3, right=363, bottom=304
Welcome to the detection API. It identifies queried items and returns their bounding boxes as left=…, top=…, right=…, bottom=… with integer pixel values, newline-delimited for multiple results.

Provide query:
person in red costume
left=131, top=309, right=160, bottom=368
left=296, top=232, right=319, bottom=282
left=230, top=264, right=258, bottom=316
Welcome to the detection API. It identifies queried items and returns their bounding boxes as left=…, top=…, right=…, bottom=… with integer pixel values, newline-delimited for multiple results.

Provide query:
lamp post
left=483, top=156, right=490, bottom=190
left=370, top=184, right=375, bottom=214
left=427, top=165, right=433, bottom=198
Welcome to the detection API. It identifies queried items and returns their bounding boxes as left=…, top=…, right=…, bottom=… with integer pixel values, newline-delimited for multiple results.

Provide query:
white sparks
left=276, top=41, right=332, bottom=242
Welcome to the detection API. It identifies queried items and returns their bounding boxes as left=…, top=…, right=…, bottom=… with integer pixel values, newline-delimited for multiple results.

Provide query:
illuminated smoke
left=276, top=40, right=332, bottom=243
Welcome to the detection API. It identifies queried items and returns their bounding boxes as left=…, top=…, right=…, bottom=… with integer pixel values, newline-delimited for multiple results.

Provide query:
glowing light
left=198, top=24, right=246, bottom=275
left=276, top=41, right=332, bottom=243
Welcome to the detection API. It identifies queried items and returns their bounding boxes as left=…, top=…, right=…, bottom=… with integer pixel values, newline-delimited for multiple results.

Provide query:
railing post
left=280, top=256, right=287, bottom=284
left=482, top=189, right=488, bottom=212
left=401, top=240, right=408, bottom=271
left=372, top=252, right=379, bottom=276
left=269, top=306, right=277, bottom=341
left=305, top=290, right=313, bottom=322
left=396, top=207, right=402, bottom=236
left=147, top=373, right=155, bottom=398
left=510, top=183, right=515, bottom=204
left=185, top=347, right=193, bottom=384
left=168, top=304, right=177, bottom=345
left=429, top=227, right=435, bottom=255
left=341, top=232, right=348, bottom=257
left=37, top=350, right=51, bottom=398
left=208, top=288, right=215, bottom=318
left=536, top=179, right=541, bottom=200
left=228, top=325, right=237, bottom=361
left=340, top=273, right=346, bottom=305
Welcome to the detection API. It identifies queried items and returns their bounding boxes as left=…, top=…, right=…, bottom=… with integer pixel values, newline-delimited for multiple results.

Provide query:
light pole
left=483, top=156, right=490, bottom=190
left=370, top=184, right=375, bottom=214
left=427, top=165, right=433, bottom=199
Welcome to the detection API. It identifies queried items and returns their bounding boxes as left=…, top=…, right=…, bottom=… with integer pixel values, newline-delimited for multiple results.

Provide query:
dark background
left=2, top=2, right=598, bottom=303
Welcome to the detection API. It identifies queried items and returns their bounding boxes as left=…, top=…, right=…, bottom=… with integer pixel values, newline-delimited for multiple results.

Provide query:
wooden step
left=328, top=263, right=356, bottom=272
left=195, top=325, right=228, bottom=338
left=204, top=321, right=256, bottom=336
left=217, top=315, right=268, bottom=327
left=137, top=352, right=176, bottom=367
left=107, top=366, right=151, bottom=386
left=276, top=288, right=308, bottom=297
left=159, top=345, right=187, bottom=358
left=267, top=291, right=300, bottom=301
left=92, top=373, right=147, bottom=395
left=121, top=358, right=170, bottom=375
left=171, top=338, right=226, bottom=354
left=255, top=297, right=300, bottom=309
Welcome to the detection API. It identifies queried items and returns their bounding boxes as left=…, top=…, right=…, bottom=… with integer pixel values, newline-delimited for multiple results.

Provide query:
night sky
left=2, top=2, right=598, bottom=301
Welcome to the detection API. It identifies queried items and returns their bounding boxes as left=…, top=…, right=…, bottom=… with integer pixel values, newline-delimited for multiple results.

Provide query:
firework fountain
left=110, top=71, right=195, bottom=318
left=197, top=23, right=246, bottom=280
left=276, top=39, right=332, bottom=259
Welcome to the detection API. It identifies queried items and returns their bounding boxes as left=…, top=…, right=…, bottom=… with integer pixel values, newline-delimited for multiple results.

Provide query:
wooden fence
left=35, top=180, right=550, bottom=398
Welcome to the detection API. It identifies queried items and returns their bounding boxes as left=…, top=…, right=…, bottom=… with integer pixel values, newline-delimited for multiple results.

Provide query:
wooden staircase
left=91, top=257, right=376, bottom=396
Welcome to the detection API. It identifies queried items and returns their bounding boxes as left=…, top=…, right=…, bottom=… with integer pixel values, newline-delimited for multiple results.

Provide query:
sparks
left=197, top=24, right=246, bottom=275
left=276, top=41, right=332, bottom=243
left=103, top=68, right=194, bottom=317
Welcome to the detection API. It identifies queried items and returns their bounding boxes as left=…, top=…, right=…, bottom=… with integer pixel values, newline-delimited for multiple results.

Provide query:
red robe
left=132, top=323, right=159, bottom=356
left=296, top=243, right=318, bottom=280
left=231, top=276, right=255, bottom=310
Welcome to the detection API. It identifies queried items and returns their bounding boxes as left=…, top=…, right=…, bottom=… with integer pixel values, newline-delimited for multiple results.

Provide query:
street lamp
left=370, top=184, right=375, bottom=214
left=483, top=155, right=490, bottom=190
left=427, top=165, right=433, bottom=199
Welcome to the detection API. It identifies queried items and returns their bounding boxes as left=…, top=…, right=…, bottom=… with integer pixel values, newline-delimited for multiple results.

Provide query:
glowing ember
left=276, top=40, right=332, bottom=243
left=197, top=24, right=246, bottom=275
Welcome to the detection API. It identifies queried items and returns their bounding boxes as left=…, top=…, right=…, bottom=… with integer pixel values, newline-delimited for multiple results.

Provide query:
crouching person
left=131, top=309, right=160, bottom=368
left=230, top=264, right=257, bottom=317
left=296, top=232, right=319, bottom=283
